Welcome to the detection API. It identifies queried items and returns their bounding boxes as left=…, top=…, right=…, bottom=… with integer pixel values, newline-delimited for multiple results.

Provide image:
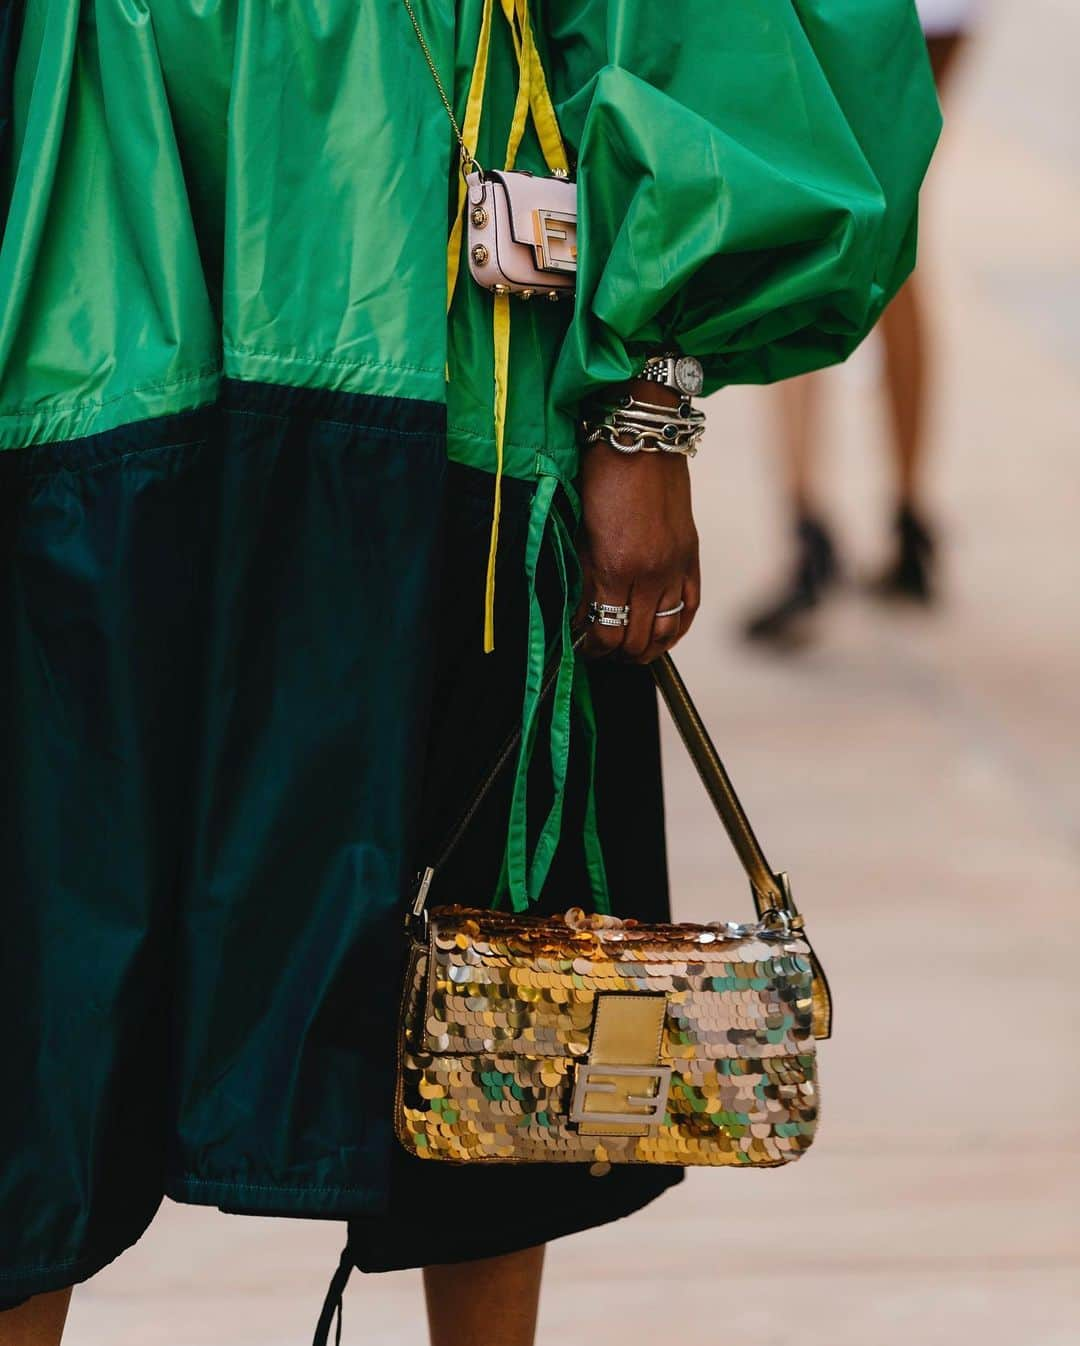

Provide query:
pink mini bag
left=465, top=169, right=577, bottom=299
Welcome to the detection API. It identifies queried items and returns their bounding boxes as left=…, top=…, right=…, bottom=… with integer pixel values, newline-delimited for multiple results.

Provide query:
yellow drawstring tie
left=516, top=0, right=569, bottom=175
left=436, top=1, right=606, bottom=911
left=445, top=0, right=571, bottom=651
left=485, top=288, right=511, bottom=650
left=480, top=0, right=569, bottom=649
left=446, top=0, right=495, bottom=321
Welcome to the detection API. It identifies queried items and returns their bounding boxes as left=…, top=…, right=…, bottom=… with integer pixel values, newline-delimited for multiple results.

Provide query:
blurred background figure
left=743, top=0, right=978, bottom=649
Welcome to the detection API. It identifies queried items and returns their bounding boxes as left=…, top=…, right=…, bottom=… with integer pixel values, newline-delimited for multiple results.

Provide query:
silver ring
left=655, top=601, right=686, bottom=619
left=588, top=600, right=630, bottom=628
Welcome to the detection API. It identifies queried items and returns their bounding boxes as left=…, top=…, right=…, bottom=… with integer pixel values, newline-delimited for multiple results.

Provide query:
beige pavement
left=66, top=5, right=1080, bottom=1343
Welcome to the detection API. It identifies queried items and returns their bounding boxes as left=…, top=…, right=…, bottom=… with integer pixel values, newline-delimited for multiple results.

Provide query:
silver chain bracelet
left=583, top=395, right=706, bottom=457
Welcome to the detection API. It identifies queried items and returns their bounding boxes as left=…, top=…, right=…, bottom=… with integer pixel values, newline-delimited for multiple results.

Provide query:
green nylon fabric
left=0, top=0, right=940, bottom=914
left=1, top=0, right=940, bottom=476
left=503, top=458, right=612, bottom=912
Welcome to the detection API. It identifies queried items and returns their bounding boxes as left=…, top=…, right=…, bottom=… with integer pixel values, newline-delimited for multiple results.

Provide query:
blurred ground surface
left=67, top=2, right=1080, bottom=1342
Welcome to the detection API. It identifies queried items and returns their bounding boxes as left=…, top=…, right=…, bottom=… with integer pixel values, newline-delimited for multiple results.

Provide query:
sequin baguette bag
left=397, top=651, right=832, bottom=1170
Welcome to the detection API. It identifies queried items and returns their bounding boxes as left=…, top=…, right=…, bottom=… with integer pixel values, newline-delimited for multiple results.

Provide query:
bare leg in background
left=878, top=32, right=963, bottom=518
left=742, top=30, right=966, bottom=641
left=775, top=374, right=825, bottom=520
left=424, top=1244, right=546, bottom=1346
left=880, top=275, right=929, bottom=513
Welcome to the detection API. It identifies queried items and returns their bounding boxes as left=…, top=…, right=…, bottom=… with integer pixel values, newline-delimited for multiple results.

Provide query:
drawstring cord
left=485, top=289, right=510, bottom=652
left=312, top=1246, right=353, bottom=1346
left=574, top=653, right=611, bottom=903
left=439, top=2, right=606, bottom=909
left=443, top=0, right=570, bottom=652
left=446, top=0, right=495, bottom=321
left=499, top=460, right=610, bottom=915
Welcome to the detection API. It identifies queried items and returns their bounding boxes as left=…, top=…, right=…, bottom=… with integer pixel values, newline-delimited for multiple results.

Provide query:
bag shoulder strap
left=413, top=639, right=783, bottom=910
left=649, top=654, right=788, bottom=914
left=409, top=640, right=832, bottom=1039
left=409, top=639, right=832, bottom=1039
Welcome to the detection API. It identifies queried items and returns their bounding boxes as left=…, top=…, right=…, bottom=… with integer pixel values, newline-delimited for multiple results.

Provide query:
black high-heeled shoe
left=869, top=504, right=937, bottom=604
left=742, top=514, right=840, bottom=648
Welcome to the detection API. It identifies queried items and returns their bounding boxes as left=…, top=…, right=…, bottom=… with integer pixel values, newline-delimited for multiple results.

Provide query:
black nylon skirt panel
left=0, top=394, right=679, bottom=1307
left=343, top=462, right=683, bottom=1274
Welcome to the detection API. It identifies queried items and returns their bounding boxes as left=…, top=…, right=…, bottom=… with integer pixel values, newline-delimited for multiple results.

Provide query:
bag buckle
left=532, top=209, right=577, bottom=274
left=569, top=1063, right=672, bottom=1128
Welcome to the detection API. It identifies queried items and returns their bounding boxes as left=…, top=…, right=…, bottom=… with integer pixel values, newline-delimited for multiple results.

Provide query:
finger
left=583, top=582, right=632, bottom=659
left=680, top=558, right=701, bottom=638
left=574, top=553, right=596, bottom=632
left=637, top=587, right=686, bottom=664
left=622, top=577, right=664, bottom=662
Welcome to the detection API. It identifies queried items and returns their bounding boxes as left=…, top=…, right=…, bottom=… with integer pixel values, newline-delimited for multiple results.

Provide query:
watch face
left=674, top=356, right=704, bottom=397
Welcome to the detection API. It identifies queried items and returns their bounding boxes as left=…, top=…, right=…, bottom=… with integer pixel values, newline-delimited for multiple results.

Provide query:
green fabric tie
left=499, top=455, right=610, bottom=915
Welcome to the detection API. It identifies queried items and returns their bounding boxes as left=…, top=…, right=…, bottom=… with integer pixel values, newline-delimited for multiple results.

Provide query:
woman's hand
left=577, top=381, right=701, bottom=663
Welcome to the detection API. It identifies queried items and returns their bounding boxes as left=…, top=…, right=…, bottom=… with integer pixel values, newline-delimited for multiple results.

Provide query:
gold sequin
left=396, top=906, right=820, bottom=1169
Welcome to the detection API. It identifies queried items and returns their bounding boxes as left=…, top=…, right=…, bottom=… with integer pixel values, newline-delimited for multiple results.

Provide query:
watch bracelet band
left=640, top=351, right=704, bottom=395
left=640, top=354, right=677, bottom=383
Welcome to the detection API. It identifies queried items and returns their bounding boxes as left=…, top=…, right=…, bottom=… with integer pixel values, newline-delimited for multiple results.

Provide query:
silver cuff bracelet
left=583, top=395, right=706, bottom=457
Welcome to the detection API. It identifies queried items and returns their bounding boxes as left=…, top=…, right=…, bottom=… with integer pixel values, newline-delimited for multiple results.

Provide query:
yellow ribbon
left=501, top=0, right=530, bottom=167
left=482, top=0, right=529, bottom=651
left=448, top=0, right=571, bottom=651
left=446, top=0, right=495, bottom=319
left=485, top=288, right=511, bottom=651
left=517, top=0, right=570, bottom=176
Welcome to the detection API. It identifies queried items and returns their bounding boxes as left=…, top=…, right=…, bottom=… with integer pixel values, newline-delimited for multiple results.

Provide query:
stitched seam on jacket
left=176, top=1175, right=371, bottom=1196
left=0, top=1205, right=155, bottom=1278
left=448, top=421, right=548, bottom=456
left=224, top=405, right=442, bottom=441
left=13, top=437, right=211, bottom=480
left=0, top=348, right=446, bottom=432
left=0, top=365, right=221, bottom=421
left=226, top=343, right=443, bottom=378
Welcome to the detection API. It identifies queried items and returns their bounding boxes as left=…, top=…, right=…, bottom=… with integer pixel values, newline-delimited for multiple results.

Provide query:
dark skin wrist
left=577, top=377, right=701, bottom=663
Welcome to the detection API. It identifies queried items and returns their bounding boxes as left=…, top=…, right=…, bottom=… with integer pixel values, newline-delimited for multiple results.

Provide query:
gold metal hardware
left=520, top=289, right=534, bottom=300
left=570, top=1063, right=672, bottom=1130
left=470, top=205, right=488, bottom=227
left=492, top=283, right=509, bottom=295
left=471, top=244, right=489, bottom=266
left=573, top=993, right=669, bottom=1137
left=532, top=208, right=577, bottom=274
left=546, top=290, right=560, bottom=301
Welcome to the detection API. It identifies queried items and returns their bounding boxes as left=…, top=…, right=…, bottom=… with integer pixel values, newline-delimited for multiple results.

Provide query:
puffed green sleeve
left=544, top=0, right=942, bottom=403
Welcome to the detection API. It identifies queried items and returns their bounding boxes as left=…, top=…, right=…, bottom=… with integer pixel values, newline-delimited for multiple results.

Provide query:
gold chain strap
left=401, top=0, right=483, bottom=173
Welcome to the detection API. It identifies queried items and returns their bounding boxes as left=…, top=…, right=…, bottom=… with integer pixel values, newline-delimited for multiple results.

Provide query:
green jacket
left=2, top=0, right=939, bottom=465
left=0, top=3, right=940, bottom=898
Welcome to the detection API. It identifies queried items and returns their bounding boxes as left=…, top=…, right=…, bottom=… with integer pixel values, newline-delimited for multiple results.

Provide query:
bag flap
left=421, top=907, right=814, bottom=1060
left=485, top=170, right=577, bottom=250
